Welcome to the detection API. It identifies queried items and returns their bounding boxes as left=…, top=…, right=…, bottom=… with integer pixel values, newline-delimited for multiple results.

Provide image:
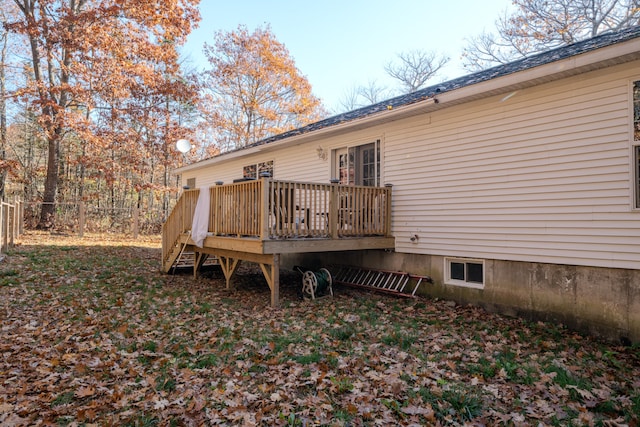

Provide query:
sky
left=180, top=0, right=513, bottom=112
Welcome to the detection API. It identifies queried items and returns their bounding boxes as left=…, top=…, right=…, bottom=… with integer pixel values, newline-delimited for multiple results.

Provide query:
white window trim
left=332, top=137, right=383, bottom=186
left=632, top=79, right=640, bottom=210
left=243, top=160, right=274, bottom=179
left=444, top=257, right=485, bottom=290
left=634, top=146, right=640, bottom=210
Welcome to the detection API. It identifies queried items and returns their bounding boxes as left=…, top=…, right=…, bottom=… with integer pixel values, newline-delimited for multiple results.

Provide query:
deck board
left=181, top=233, right=395, bottom=255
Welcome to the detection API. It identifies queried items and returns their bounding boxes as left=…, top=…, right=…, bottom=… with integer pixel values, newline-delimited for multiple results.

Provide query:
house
left=166, top=26, right=640, bottom=344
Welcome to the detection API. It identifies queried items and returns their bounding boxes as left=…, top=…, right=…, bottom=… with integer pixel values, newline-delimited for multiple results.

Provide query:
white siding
left=182, top=134, right=384, bottom=187
left=184, top=61, right=640, bottom=270
left=386, top=62, right=640, bottom=270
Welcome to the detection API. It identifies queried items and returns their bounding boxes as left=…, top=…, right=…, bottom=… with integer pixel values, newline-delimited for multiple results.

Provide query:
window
left=633, top=80, right=640, bottom=209
left=186, top=178, right=196, bottom=189
left=243, top=160, right=274, bottom=179
left=445, top=258, right=484, bottom=289
left=335, top=139, right=381, bottom=186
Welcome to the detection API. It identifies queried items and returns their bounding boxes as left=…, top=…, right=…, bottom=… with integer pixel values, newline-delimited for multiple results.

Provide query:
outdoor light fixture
left=316, top=146, right=328, bottom=161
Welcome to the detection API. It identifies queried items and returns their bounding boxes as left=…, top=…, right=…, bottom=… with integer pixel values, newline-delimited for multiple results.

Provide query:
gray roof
left=232, top=25, right=640, bottom=152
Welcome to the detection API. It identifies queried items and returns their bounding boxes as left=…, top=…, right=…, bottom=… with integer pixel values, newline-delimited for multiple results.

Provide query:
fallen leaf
left=75, top=386, right=96, bottom=398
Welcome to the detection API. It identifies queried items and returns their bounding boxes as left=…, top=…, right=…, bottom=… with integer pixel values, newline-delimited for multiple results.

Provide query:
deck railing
left=163, top=178, right=392, bottom=253
left=161, top=189, right=199, bottom=263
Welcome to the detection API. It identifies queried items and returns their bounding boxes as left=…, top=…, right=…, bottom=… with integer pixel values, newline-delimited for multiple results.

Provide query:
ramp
left=331, top=265, right=432, bottom=298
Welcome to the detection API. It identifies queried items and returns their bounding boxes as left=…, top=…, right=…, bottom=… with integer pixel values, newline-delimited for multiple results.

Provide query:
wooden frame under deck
left=162, top=178, right=395, bottom=306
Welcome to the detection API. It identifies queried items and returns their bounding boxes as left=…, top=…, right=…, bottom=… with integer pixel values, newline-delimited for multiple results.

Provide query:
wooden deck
left=161, top=179, right=395, bottom=306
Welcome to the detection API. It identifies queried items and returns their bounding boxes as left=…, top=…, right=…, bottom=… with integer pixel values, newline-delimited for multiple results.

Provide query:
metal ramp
left=331, top=265, right=432, bottom=298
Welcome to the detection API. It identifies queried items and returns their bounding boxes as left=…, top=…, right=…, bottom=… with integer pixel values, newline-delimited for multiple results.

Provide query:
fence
left=24, top=201, right=170, bottom=237
left=0, top=198, right=24, bottom=254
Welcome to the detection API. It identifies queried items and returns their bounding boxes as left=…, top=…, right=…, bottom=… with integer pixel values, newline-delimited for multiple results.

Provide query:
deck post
left=329, top=182, right=339, bottom=239
left=260, top=178, right=270, bottom=240
left=219, top=256, right=240, bottom=290
left=260, top=254, right=280, bottom=308
left=211, top=186, right=219, bottom=235
left=272, top=253, right=280, bottom=307
left=258, top=253, right=280, bottom=307
left=193, top=252, right=209, bottom=278
left=384, top=184, right=393, bottom=237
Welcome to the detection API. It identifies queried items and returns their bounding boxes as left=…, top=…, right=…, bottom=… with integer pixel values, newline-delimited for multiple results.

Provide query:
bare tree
left=335, top=80, right=391, bottom=113
left=335, top=49, right=447, bottom=114
left=336, top=85, right=362, bottom=113
left=384, top=50, right=449, bottom=93
left=463, top=0, right=640, bottom=71
left=357, top=80, right=389, bottom=104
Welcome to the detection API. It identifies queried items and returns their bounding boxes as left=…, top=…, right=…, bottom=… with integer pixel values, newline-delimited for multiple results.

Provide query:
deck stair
left=173, top=250, right=219, bottom=269
left=163, top=239, right=184, bottom=273
left=163, top=234, right=219, bottom=273
left=331, top=265, right=432, bottom=297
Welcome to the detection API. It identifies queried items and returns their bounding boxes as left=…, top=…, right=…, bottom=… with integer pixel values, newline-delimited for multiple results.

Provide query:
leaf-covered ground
left=1, top=232, right=639, bottom=426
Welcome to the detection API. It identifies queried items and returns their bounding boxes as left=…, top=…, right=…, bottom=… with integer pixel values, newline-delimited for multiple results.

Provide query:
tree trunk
left=38, top=135, right=60, bottom=229
left=0, top=29, right=7, bottom=201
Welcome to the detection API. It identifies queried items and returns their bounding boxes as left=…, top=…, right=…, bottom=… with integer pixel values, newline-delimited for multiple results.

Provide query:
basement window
left=445, top=258, right=484, bottom=289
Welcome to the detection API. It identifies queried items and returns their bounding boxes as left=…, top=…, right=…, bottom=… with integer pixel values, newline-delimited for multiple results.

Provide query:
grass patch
left=154, top=372, right=176, bottom=392
left=329, top=325, right=355, bottom=341
left=0, top=269, right=19, bottom=286
left=123, top=414, right=159, bottom=427
left=142, top=340, right=158, bottom=352
left=0, top=269, right=19, bottom=277
left=442, top=385, right=484, bottom=422
left=194, top=353, right=218, bottom=369
left=545, top=364, right=592, bottom=401
left=292, top=352, right=322, bottom=364
left=420, top=384, right=484, bottom=423
left=51, top=391, right=75, bottom=407
left=493, top=351, right=519, bottom=380
left=381, top=330, right=417, bottom=350
left=330, top=376, right=354, bottom=394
